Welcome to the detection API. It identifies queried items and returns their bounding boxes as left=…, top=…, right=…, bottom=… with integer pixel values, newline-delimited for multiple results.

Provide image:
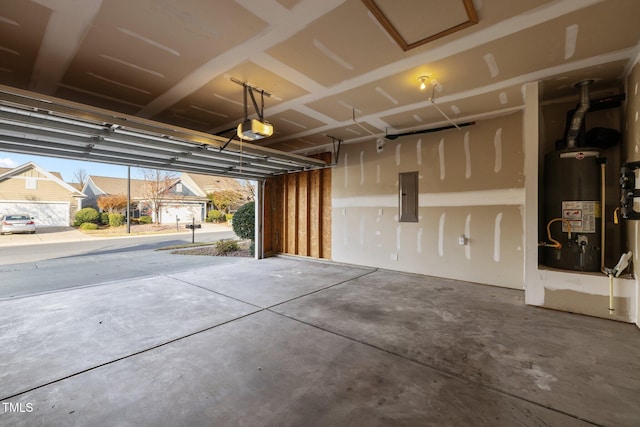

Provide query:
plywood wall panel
left=297, top=173, right=309, bottom=256
left=286, top=173, right=298, bottom=254
left=321, top=166, right=332, bottom=259
left=264, top=152, right=332, bottom=260
left=309, top=169, right=322, bottom=258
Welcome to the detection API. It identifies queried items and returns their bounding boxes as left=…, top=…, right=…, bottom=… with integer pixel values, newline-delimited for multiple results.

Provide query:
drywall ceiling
left=1, top=0, right=639, bottom=157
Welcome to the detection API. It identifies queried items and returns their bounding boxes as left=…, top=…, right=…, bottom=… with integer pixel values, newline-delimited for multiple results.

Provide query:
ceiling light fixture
left=418, top=75, right=430, bottom=91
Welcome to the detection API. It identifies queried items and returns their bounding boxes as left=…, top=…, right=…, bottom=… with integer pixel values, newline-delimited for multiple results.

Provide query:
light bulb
left=418, top=75, right=429, bottom=91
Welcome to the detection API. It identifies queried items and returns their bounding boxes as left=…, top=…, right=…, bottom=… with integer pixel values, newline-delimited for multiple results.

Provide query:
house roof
left=0, top=167, right=64, bottom=183
left=0, top=162, right=86, bottom=197
left=87, top=175, right=150, bottom=198
left=87, top=175, right=208, bottom=201
left=183, top=173, right=248, bottom=195
left=68, top=182, right=84, bottom=191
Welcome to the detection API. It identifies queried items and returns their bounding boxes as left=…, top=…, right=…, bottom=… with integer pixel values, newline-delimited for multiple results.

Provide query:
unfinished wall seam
left=344, top=152, right=349, bottom=189
left=465, top=213, right=472, bottom=260
left=464, top=131, right=471, bottom=179
left=494, top=128, right=503, bottom=173
left=494, top=212, right=503, bottom=262
left=564, top=24, right=579, bottom=60
left=360, top=150, right=365, bottom=185
left=438, top=212, right=446, bottom=257
left=439, top=138, right=446, bottom=180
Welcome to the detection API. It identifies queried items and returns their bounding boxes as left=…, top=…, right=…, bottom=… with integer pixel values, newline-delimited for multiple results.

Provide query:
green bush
left=100, top=212, right=110, bottom=225
left=225, top=213, right=234, bottom=222
left=79, top=222, right=98, bottom=230
left=109, top=213, right=125, bottom=227
left=214, top=239, right=239, bottom=254
left=207, top=209, right=225, bottom=223
left=139, top=215, right=152, bottom=224
left=232, top=201, right=254, bottom=240
left=74, top=207, right=99, bottom=226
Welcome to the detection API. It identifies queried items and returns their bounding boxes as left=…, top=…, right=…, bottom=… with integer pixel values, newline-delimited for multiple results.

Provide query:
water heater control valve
left=620, top=161, right=640, bottom=220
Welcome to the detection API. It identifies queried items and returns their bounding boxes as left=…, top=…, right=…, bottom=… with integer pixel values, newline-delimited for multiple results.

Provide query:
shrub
left=108, top=213, right=125, bottom=227
left=79, top=222, right=98, bottom=230
left=214, top=239, right=239, bottom=254
left=74, top=207, right=99, bottom=226
left=232, top=201, right=254, bottom=241
left=225, top=213, right=234, bottom=222
left=139, top=215, right=152, bottom=224
left=100, top=212, right=110, bottom=225
left=207, top=209, right=225, bottom=223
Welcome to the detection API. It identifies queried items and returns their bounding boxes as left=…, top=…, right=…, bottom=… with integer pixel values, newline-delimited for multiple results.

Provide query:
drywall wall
left=332, top=112, right=525, bottom=289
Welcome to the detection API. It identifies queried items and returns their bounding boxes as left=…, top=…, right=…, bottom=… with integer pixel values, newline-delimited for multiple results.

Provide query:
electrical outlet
left=390, top=252, right=398, bottom=260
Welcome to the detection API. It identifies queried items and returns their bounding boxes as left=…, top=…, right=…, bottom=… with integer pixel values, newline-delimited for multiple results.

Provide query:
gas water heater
left=543, top=80, right=602, bottom=272
left=543, top=149, right=602, bottom=271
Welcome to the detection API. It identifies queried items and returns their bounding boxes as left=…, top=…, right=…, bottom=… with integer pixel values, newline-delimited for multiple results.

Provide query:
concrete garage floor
left=1, top=257, right=639, bottom=426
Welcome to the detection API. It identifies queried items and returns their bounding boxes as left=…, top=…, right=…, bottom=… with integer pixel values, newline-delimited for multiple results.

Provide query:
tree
left=140, top=169, right=178, bottom=224
left=240, top=180, right=255, bottom=200
left=208, top=189, right=245, bottom=214
left=232, top=201, right=254, bottom=240
left=97, top=194, right=128, bottom=213
left=74, top=207, right=99, bottom=226
left=73, top=168, right=88, bottom=187
left=232, top=201, right=255, bottom=256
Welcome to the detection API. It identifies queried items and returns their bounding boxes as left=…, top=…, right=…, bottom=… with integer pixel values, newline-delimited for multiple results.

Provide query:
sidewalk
left=0, top=222, right=231, bottom=247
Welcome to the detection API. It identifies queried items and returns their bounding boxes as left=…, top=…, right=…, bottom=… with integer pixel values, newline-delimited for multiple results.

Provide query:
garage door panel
left=0, top=202, right=69, bottom=226
left=161, top=204, right=202, bottom=224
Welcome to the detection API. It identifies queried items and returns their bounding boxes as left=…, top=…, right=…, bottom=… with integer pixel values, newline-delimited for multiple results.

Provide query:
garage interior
left=1, top=0, right=640, bottom=425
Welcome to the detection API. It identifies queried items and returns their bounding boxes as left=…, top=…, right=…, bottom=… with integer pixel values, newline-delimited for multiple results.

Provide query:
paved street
left=0, top=223, right=235, bottom=264
left=0, top=223, right=241, bottom=299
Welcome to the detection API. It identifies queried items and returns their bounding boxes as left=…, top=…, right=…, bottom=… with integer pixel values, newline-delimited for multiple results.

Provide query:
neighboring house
left=83, top=175, right=209, bottom=224
left=0, top=162, right=86, bottom=226
left=182, top=173, right=254, bottom=212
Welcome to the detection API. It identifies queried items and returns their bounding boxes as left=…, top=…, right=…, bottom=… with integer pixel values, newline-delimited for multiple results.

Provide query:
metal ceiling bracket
left=327, top=135, right=342, bottom=166
left=219, top=134, right=234, bottom=152
left=231, top=77, right=271, bottom=122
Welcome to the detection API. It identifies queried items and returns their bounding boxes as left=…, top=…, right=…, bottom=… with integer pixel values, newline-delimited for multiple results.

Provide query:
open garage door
left=0, top=201, right=69, bottom=226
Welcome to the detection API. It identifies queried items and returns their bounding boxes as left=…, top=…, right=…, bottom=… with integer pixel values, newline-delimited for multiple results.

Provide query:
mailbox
left=185, top=224, right=202, bottom=229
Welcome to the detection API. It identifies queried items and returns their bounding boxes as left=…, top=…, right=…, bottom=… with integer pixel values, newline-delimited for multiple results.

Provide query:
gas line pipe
left=539, top=218, right=572, bottom=248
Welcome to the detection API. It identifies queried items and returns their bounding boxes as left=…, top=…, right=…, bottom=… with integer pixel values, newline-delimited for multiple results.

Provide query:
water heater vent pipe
left=566, top=80, right=593, bottom=149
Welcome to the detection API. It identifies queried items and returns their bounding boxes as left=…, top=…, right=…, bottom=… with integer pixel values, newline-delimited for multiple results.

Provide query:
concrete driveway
left=1, top=256, right=639, bottom=426
left=0, top=226, right=94, bottom=245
